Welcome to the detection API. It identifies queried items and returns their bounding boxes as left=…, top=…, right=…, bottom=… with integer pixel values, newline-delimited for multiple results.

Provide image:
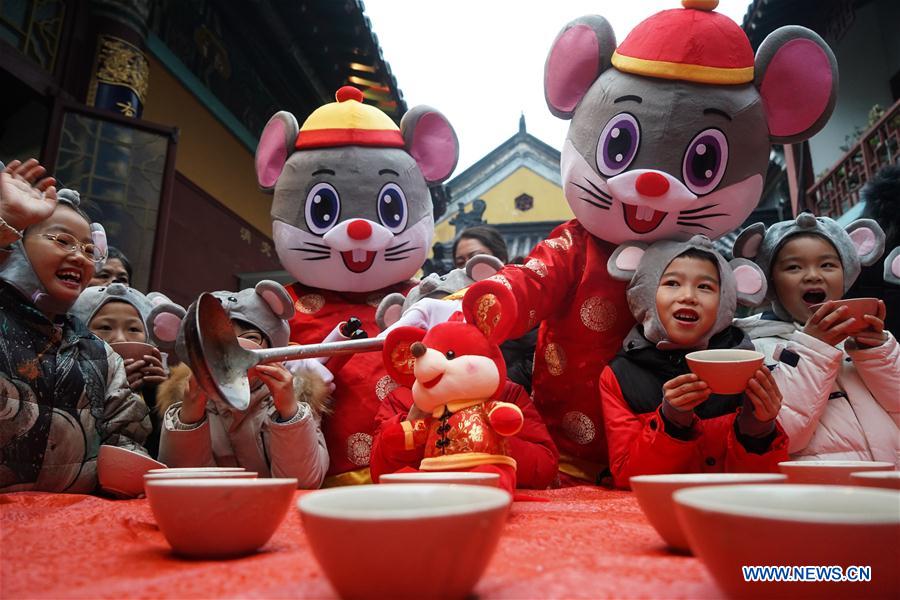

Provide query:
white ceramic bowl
left=143, top=470, right=256, bottom=493
left=630, top=472, right=788, bottom=552
left=850, top=471, right=900, bottom=490
left=146, top=467, right=246, bottom=474
left=685, top=349, right=764, bottom=394
left=779, top=460, right=894, bottom=485
left=146, top=478, right=297, bottom=557
left=675, top=484, right=900, bottom=599
left=379, top=471, right=500, bottom=487
left=298, top=484, right=511, bottom=599
left=97, top=445, right=167, bottom=498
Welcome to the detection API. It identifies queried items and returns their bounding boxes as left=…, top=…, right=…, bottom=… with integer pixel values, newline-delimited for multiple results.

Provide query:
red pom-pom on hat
left=335, top=86, right=364, bottom=103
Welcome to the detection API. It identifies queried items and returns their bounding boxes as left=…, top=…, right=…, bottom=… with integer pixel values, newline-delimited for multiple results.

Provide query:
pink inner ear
left=409, top=112, right=457, bottom=183
left=256, top=119, right=288, bottom=188
left=733, top=265, right=763, bottom=295
left=545, top=24, right=600, bottom=114
left=260, top=289, right=287, bottom=317
left=615, top=246, right=644, bottom=272
left=891, top=254, right=900, bottom=278
left=761, top=39, right=833, bottom=138
left=383, top=304, right=403, bottom=328
left=849, top=227, right=877, bottom=257
left=470, top=262, right=500, bottom=282
left=153, top=313, right=182, bottom=343
left=741, top=234, right=763, bottom=259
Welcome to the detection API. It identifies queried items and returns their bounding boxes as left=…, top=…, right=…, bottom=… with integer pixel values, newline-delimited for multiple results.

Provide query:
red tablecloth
left=0, top=487, right=721, bottom=598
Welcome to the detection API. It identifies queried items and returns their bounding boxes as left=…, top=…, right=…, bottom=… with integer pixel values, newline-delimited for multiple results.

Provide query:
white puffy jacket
left=735, top=314, right=900, bottom=463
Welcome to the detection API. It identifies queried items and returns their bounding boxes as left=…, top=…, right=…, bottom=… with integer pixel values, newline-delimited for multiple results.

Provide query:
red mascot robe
left=286, top=281, right=414, bottom=485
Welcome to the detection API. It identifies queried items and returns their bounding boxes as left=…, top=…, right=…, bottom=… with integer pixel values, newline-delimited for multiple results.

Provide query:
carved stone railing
left=807, top=98, right=900, bottom=218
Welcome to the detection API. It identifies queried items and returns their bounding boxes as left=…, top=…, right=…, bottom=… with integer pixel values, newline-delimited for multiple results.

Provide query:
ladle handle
left=250, top=337, right=384, bottom=365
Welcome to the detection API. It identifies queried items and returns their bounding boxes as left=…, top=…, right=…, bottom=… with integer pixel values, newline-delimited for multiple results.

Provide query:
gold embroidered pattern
left=524, top=258, right=548, bottom=278
left=487, top=274, right=512, bottom=290
left=346, top=432, right=373, bottom=466
left=476, top=294, right=500, bottom=338
left=545, top=235, right=572, bottom=252
left=390, top=344, right=415, bottom=376
left=580, top=297, right=617, bottom=332
left=375, top=375, right=399, bottom=401
left=562, top=411, right=596, bottom=445
left=295, top=294, right=325, bottom=314
left=527, top=309, right=537, bottom=329
left=544, top=342, right=567, bottom=376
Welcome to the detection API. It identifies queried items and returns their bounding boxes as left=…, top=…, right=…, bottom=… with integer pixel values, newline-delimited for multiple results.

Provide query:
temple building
left=0, top=0, right=405, bottom=305
left=429, top=116, right=572, bottom=273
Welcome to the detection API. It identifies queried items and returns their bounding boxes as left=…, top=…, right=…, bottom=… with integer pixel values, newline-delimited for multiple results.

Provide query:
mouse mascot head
left=545, top=0, right=838, bottom=245
left=255, top=86, right=459, bottom=293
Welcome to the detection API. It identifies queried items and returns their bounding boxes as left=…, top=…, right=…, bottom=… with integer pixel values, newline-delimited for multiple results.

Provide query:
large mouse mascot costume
left=255, top=86, right=459, bottom=485
left=463, top=0, right=838, bottom=485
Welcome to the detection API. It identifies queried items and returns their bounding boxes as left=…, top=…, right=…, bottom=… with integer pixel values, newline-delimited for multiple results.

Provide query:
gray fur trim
left=70, top=283, right=154, bottom=330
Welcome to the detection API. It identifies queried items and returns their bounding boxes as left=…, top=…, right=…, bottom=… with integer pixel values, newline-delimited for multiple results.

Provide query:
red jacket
left=370, top=382, right=559, bottom=489
left=469, top=220, right=635, bottom=482
left=600, top=365, right=789, bottom=490
left=286, top=281, right=414, bottom=481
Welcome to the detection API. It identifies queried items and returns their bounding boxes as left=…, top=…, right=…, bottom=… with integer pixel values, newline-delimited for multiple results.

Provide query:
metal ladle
left=182, top=292, right=383, bottom=410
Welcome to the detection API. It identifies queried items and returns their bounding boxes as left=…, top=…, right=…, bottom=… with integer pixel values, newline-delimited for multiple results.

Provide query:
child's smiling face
left=655, top=254, right=721, bottom=348
left=22, top=205, right=95, bottom=308
left=771, top=234, right=844, bottom=323
left=89, top=301, right=146, bottom=344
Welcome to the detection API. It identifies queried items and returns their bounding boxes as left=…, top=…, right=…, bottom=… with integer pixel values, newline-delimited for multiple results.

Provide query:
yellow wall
left=434, top=166, right=572, bottom=244
left=142, top=57, right=272, bottom=235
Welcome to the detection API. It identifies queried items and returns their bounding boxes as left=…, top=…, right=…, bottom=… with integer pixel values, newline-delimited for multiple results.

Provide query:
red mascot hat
left=611, top=0, right=754, bottom=85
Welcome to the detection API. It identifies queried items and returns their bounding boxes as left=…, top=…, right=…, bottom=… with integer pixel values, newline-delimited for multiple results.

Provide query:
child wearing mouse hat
left=733, top=213, right=899, bottom=462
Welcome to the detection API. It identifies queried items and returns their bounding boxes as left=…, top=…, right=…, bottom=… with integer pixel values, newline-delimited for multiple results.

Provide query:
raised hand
left=662, top=373, right=711, bottom=413
left=256, top=363, right=298, bottom=420
left=0, top=159, right=59, bottom=231
left=802, top=301, right=856, bottom=347
left=743, top=367, right=782, bottom=423
left=852, top=299, right=888, bottom=348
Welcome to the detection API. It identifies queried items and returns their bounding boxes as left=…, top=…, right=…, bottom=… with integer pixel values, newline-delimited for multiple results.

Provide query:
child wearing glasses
left=0, top=159, right=151, bottom=493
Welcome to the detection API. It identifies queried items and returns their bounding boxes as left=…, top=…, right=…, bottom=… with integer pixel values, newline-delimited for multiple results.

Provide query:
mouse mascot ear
left=544, top=15, right=617, bottom=119
left=255, top=111, right=300, bottom=192
left=401, top=106, right=459, bottom=184
left=461, top=281, right=518, bottom=345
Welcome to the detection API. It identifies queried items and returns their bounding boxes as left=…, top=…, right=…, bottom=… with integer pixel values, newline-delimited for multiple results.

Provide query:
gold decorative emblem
left=562, top=411, right=596, bottom=445
left=545, top=235, right=572, bottom=252
left=580, top=297, right=617, bottom=332
left=375, top=375, right=399, bottom=401
left=87, top=35, right=150, bottom=108
left=527, top=309, right=537, bottom=329
left=487, top=274, right=512, bottom=290
left=390, top=344, right=415, bottom=375
left=295, top=294, right=325, bottom=314
left=476, top=294, right=501, bottom=338
left=346, top=433, right=373, bottom=466
left=524, top=258, right=548, bottom=278
left=543, top=342, right=567, bottom=376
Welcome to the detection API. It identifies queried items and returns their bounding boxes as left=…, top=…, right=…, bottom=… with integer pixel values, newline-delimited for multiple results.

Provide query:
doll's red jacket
left=370, top=382, right=559, bottom=489
left=471, top=220, right=635, bottom=483
left=599, top=365, right=789, bottom=490
left=285, top=281, right=414, bottom=483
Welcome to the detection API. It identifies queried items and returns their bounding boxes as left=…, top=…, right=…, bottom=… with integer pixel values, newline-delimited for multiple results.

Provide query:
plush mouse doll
left=254, top=86, right=459, bottom=485
left=463, top=0, right=839, bottom=485
left=378, top=285, right=524, bottom=493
